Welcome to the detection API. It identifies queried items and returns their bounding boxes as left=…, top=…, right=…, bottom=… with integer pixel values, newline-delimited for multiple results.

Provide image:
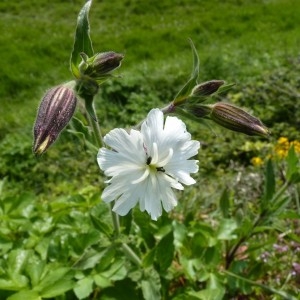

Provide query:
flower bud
left=210, top=102, right=269, bottom=137
left=33, top=85, right=77, bottom=155
left=191, top=80, right=224, bottom=97
left=80, top=51, right=124, bottom=79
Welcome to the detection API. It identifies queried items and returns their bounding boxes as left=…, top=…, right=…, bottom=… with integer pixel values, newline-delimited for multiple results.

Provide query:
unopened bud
left=80, top=51, right=124, bottom=79
left=191, top=80, right=224, bottom=97
left=211, top=102, right=269, bottom=137
left=33, top=85, right=77, bottom=155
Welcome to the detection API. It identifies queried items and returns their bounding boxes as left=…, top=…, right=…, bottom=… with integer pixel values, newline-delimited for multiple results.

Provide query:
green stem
left=110, top=202, right=120, bottom=236
left=84, top=95, right=121, bottom=237
left=85, top=101, right=103, bottom=148
left=121, top=243, right=142, bottom=266
left=83, top=93, right=142, bottom=267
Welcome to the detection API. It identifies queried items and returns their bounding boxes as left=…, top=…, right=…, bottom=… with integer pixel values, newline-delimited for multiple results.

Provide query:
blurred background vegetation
left=0, top=0, right=299, bottom=205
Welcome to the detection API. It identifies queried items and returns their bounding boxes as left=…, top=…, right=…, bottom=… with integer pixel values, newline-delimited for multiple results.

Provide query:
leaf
left=262, top=159, right=275, bottom=210
left=93, top=274, right=111, bottom=289
left=84, top=95, right=98, bottom=121
left=225, top=270, right=297, bottom=300
left=286, top=145, right=300, bottom=182
left=173, top=39, right=200, bottom=105
left=7, top=290, right=41, bottom=300
left=70, top=0, right=94, bottom=78
left=141, top=268, right=161, bottom=300
left=8, top=249, right=31, bottom=277
left=219, top=188, right=230, bottom=218
left=90, top=213, right=113, bottom=237
left=156, top=230, right=174, bottom=272
left=188, top=288, right=225, bottom=300
left=34, top=267, right=73, bottom=294
left=100, top=258, right=127, bottom=281
left=73, top=276, right=94, bottom=300
left=133, top=209, right=155, bottom=248
left=25, top=257, right=46, bottom=287
left=216, top=219, right=237, bottom=240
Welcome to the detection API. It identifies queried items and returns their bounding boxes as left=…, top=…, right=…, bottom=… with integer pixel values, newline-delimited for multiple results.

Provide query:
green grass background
left=0, top=0, right=300, bottom=196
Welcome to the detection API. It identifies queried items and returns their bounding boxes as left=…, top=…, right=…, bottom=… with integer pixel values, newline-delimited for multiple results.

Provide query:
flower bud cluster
left=171, top=78, right=269, bottom=137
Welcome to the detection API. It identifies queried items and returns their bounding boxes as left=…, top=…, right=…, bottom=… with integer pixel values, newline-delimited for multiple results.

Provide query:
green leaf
left=93, top=274, right=112, bottom=289
left=142, top=247, right=156, bottom=268
left=7, top=290, right=41, bottom=300
left=8, top=249, right=31, bottom=277
left=70, top=0, right=94, bottom=78
left=173, top=39, right=200, bottom=105
left=34, top=267, right=73, bottom=295
left=100, top=258, right=127, bottom=281
left=225, top=270, right=298, bottom=300
left=25, top=257, right=46, bottom=287
left=133, top=209, right=155, bottom=248
left=73, top=276, right=94, bottom=300
left=219, top=188, right=230, bottom=218
left=156, top=230, right=174, bottom=272
left=141, top=268, right=161, bottom=300
left=84, top=95, right=98, bottom=121
left=188, top=288, right=225, bottom=300
left=262, top=159, right=275, bottom=210
left=286, top=145, right=300, bottom=182
left=216, top=219, right=237, bottom=240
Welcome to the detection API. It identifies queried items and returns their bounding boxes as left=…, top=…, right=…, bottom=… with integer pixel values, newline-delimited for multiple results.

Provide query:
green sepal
left=70, top=0, right=94, bottom=78
left=173, top=39, right=200, bottom=106
left=84, top=95, right=98, bottom=122
left=216, top=83, right=236, bottom=94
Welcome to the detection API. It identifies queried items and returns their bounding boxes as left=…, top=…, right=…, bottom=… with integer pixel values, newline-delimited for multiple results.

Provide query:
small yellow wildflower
left=274, top=137, right=290, bottom=159
left=290, top=140, right=300, bottom=154
left=251, top=156, right=263, bottom=166
left=277, top=137, right=289, bottom=145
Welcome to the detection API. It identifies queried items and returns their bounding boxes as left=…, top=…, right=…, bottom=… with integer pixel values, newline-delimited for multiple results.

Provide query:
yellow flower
left=274, top=137, right=290, bottom=159
left=290, top=140, right=300, bottom=154
left=277, top=137, right=289, bottom=145
left=251, top=156, right=263, bottom=166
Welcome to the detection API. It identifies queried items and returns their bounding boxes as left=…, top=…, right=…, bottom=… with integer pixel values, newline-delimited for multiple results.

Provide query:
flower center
left=131, top=142, right=173, bottom=184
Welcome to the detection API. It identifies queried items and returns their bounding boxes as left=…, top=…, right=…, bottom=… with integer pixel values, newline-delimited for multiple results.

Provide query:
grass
left=0, top=0, right=299, bottom=194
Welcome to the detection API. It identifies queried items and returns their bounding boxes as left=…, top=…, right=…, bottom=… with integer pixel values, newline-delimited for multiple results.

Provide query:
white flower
left=97, top=108, right=200, bottom=220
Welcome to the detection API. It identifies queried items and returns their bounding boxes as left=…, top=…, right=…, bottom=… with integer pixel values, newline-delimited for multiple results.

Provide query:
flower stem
left=83, top=93, right=142, bottom=267
left=121, top=243, right=142, bottom=266
left=83, top=96, right=121, bottom=237
left=110, top=202, right=120, bottom=236
left=85, top=102, right=103, bottom=148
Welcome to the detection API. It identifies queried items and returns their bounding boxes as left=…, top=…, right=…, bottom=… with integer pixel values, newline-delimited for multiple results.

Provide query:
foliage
left=0, top=147, right=299, bottom=299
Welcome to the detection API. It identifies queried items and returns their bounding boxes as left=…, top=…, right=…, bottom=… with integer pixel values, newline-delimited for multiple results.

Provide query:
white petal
left=102, top=128, right=145, bottom=165
left=112, top=191, right=139, bottom=216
